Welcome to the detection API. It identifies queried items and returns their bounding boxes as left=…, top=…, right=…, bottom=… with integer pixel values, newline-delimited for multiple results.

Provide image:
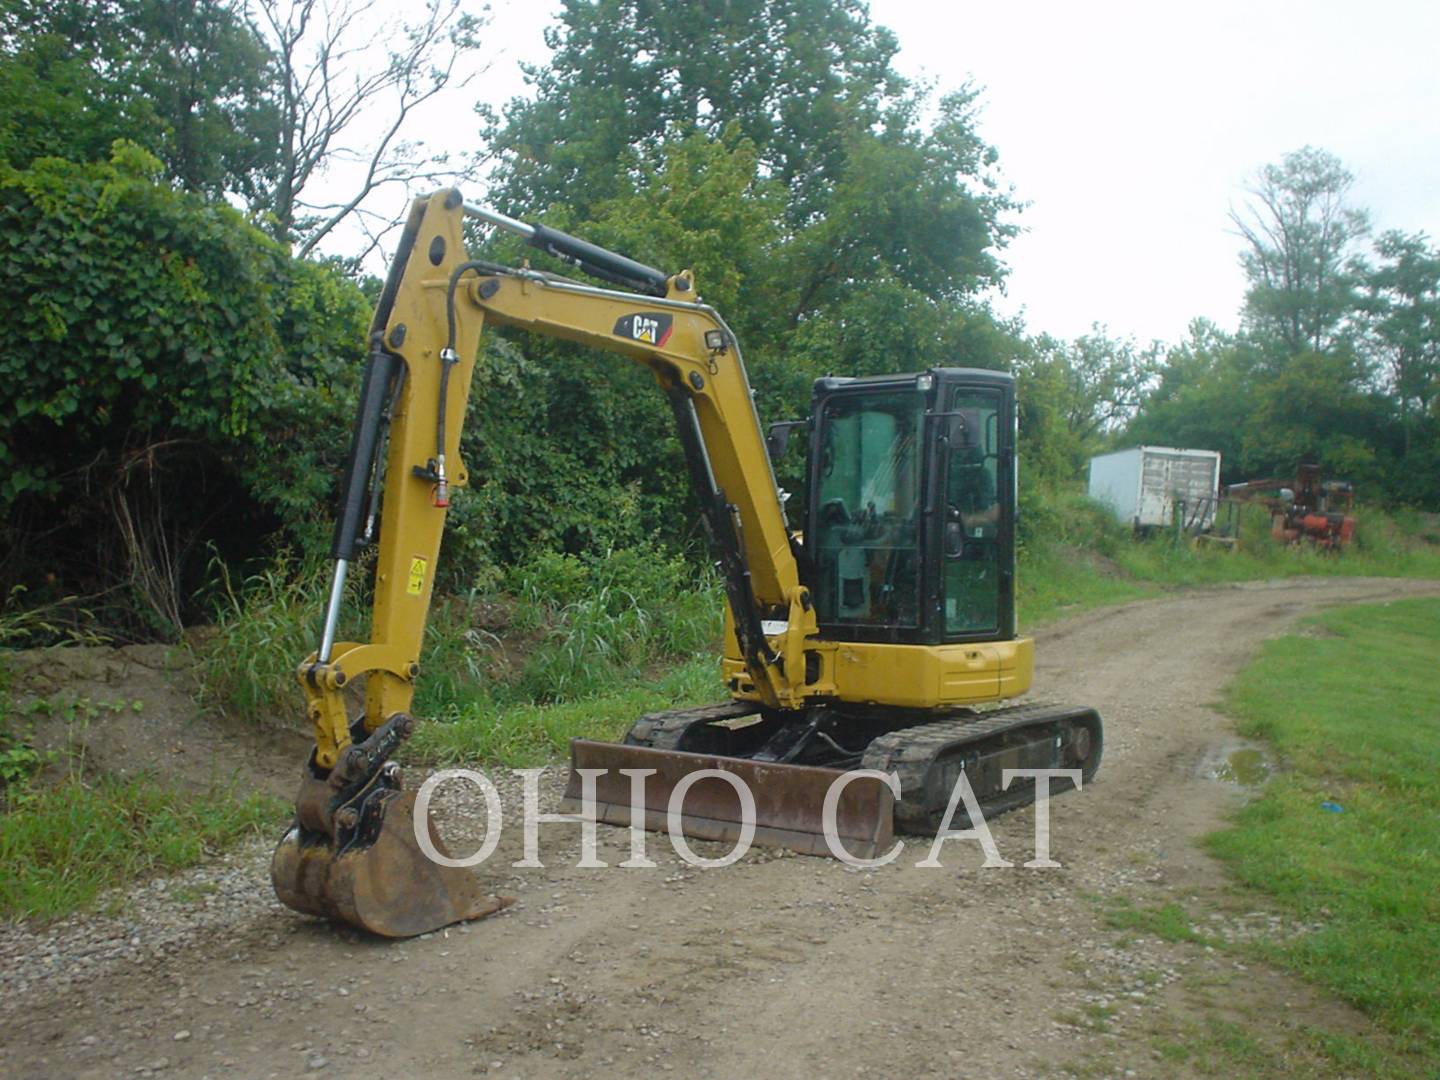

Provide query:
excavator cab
left=803, top=370, right=1015, bottom=646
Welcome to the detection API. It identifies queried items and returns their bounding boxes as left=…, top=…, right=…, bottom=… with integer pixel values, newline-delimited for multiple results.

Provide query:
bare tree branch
left=246, top=0, right=491, bottom=257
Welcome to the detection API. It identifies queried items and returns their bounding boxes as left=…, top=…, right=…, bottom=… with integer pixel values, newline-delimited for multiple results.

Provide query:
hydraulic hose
left=432, top=259, right=497, bottom=507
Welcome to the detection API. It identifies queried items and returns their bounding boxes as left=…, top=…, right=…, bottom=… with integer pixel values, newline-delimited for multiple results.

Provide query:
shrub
left=0, top=144, right=368, bottom=635
left=506, top=545, right=722, bottom=703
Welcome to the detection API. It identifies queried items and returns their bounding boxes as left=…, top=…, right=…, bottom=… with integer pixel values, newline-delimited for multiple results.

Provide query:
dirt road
left=2, top=577, right=1435, bottom=1079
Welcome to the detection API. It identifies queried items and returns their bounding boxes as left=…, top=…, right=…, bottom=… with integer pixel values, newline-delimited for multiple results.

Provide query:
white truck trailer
left=1087, top=445, right=1222, bottom=530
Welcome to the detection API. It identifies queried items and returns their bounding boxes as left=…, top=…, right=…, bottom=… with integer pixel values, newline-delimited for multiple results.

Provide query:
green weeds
left=501, top=547, right=720, bottom=704
left=1103, top=898, right=1217, bottom=946
left=189, top=493, right=1437, bottom=775
left=0, top=586, right=109, bottom=648
left=1140, top=1006, right=1421, bottom=1079
left=192, top=545, right=724, bottom=766
left=0, top=678, right=286, bottom=921
left=412, top=654, right=719, bottom=766
left=409, top=548, right=723, bottom=764
left=191, top=552, right=357, bottom=725
left=0, top=643, right=286, bottom=921
left=0, top=663, right=46, bottom=789
left=0, top=772, right=284, bottom=921
left=1146, top=1016, right=1350, bottom=1078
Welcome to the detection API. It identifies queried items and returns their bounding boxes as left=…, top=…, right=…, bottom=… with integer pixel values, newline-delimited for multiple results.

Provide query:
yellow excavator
left=271, top=190, right=1103, bottom=937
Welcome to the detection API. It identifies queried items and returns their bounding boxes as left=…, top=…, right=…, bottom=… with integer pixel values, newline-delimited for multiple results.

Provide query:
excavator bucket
left=561, top=740, right=896, bottom=860
left=271, top=790, right=510, bottom=938
left=271, top=715, right=511, bottom=938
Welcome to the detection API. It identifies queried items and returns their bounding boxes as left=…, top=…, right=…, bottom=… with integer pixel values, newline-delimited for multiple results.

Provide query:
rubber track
left=623, top=702, right=759, bottom=749
left=619, top=699, right=1103, bottom=835
left=861, top=702, right=1104, bottom=834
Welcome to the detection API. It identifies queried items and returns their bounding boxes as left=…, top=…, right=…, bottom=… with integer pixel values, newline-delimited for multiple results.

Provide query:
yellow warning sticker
left=407, top=557, right=427, bottom=596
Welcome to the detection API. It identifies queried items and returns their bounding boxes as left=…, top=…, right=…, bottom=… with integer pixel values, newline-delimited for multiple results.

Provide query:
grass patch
left=1147, top=1015, right=1384, bottom=1078
left=0, top=645, right=285, bottom=924
left=1208, top=597, right=1440, bottom=1060
left=410, top=654, right=721, bottom=766
left=1053, top=1002, right=1117, bottom=1035
left=1142, top=1009, right=1421, bottom=1079
left=1014, top=542, right=1152, bottom=626
left=1103, top=898, right=1218, bottom=946
left=1, top=650, right=285, bottom=921
left=1154, top=1016, right=1264, bottom=1065
left=0, top=773, right=285, bottom=921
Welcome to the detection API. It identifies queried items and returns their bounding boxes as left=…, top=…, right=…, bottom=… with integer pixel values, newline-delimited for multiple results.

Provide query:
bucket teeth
left=271, top=788, right=511, bottom=938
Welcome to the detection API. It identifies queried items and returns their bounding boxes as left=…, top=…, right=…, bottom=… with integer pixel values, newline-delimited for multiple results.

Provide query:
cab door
left=934, top=378, right=1016, bottom=643
left=808, top=383, right=928, bottom=642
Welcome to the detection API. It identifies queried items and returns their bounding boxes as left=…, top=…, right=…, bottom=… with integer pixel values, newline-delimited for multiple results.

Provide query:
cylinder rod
left=463, top=202, right=670, bottom=297
left=462, top=203, right=535, bottom=240
left=318, top=559, right=349, bottom=664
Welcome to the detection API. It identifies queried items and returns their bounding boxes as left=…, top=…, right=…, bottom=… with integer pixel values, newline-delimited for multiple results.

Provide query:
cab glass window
left=812, top=389, right=925, bottom=628
left=943, top=389, right=1002, bottom=635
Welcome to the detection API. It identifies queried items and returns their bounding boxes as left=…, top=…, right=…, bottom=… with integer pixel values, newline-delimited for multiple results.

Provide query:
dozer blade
left=271, top=789, right=511, bottom=939
left=561, top=740, right=896, bottom=860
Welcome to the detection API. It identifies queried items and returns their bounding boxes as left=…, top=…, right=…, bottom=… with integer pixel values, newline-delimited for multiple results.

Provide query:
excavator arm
left=305, top=192, right=814, bottom=764
left=273, top=190, right=818, bottom=935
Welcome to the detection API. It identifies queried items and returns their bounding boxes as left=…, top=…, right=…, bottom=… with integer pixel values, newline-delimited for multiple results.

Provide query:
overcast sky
left=324, top=0, right=1440, bottom=347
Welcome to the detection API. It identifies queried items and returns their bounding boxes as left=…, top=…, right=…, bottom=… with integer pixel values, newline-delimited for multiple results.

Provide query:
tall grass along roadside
left=189, top=497, right=1436, bottom=769
left=494, top=547, right=720, bottom=706
left=193, top=544, right=725, bottom=760
left=411, top=654, right=718, bottom=767
left=1016, top=494, right=1440, bottom=627
left=1209, top=597, right=1440, bottom=1062
left=410, top=549, right=723, bottom=764
left=190, top=552, right=348, bottom=726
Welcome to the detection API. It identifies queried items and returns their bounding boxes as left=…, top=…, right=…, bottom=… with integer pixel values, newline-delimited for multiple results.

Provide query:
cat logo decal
left=613, top=312, right=674, bottom=347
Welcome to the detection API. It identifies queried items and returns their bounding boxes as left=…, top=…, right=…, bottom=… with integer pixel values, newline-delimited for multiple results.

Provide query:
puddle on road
left=1211, top=747, right=1271, bottom=787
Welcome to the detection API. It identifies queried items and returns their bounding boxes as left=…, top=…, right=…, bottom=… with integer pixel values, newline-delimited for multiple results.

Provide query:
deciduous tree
left=0, top=144, right=370, bottom=633
left=0, top=0, right=279, bottom=201
left=469, top=0, right=1022, bottom=556
left=1359, top=230, right=1440, bottom=449
left=1230, top=146, right=1369, bottom=360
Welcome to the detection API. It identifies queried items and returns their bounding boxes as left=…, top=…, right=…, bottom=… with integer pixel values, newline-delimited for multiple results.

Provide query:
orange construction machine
left=1225, top=463, right=1356, bottom=550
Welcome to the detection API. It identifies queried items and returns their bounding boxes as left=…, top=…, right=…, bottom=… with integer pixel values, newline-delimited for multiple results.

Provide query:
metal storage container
left=1087, top=446, right=1222, bottom=529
